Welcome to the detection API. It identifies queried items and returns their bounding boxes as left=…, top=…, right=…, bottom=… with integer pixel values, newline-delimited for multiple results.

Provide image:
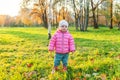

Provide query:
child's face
left=60, top=25, right=68, bottom=32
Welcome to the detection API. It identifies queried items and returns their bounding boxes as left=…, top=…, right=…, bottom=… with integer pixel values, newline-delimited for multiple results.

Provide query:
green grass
left=0, top=27, right=120, bottom=80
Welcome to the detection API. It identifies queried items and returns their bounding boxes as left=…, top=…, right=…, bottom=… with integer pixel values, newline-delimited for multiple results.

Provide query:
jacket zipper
left=62, top=33, right=64, bottom=53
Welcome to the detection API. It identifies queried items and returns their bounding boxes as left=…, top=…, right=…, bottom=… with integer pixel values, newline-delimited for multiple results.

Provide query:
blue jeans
left=54, top=53, right=69, bottom=67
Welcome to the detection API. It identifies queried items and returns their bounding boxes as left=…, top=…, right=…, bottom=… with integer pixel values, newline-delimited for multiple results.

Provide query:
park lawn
left=0, top=27, right=120, bottom=80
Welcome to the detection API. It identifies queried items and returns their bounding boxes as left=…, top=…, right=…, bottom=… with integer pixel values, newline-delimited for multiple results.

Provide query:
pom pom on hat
left=59, top=20, right=68, bottom=28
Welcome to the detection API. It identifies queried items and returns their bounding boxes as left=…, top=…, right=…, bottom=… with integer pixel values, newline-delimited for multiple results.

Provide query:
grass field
left=0, top=27, right=120, bottom=80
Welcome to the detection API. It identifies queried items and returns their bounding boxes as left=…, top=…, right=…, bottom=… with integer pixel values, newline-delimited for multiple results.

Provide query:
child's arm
left=48, top=34, right=56, bottom=51
left=48, top=34, right=56, bottom=58
left=69, top=35, right=75, bottom=53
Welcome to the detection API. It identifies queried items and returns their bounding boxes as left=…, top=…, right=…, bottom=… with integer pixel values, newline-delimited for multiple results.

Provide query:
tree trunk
left=79, top=0, right=83, bottom=31
left=84, top=0, right=89, bottom=31
left=118, top=22, right=120, bottom=30
left=109, top=0, right=113, bottom=29
left=91, top=0, right=98, bottom=29
left=73, top=0, right=79, bottom=30
left=75, top=13, right=79, bottom=30
left=42, top=9, right=48, bottom=28
left=81, top=8, right=84, bottom=31
left=97, top=7, right=99, bottom=25
left=48, top=0, right=52, bottom=39
left=63, top=7, right=65, bottom=19
left=93, top=11, right=98, bottom=29
left=56, top=14, right=58, bottom=28
left=105, top=17, right=108, bottom=27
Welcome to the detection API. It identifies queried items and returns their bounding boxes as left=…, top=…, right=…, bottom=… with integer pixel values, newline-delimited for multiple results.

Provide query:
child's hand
left=49, top=50, right=54, bottom=58
left=49, top=50, right=54, bottom=53
left=71, top=51, right=75, bottom=54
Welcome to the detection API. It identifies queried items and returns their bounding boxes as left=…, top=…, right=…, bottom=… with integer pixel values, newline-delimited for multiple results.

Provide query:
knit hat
left=59, top=20, right=68, bottom=28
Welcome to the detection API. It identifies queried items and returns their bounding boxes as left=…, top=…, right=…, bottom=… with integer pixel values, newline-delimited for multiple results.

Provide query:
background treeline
left=0, top=0, right=120, bottom=30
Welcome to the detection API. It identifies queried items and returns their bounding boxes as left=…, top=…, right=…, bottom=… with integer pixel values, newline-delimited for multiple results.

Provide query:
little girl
left=48, top=20, right=75, bottom=73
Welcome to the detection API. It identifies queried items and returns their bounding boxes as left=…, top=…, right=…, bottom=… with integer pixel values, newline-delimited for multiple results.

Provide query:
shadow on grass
left=75, top=38, right=120, bottom=53
left=6, top=30, right=47, bottom=40
left=70, top=27, right=120, bottom=37
left=5, top=30, right=50, bottom=46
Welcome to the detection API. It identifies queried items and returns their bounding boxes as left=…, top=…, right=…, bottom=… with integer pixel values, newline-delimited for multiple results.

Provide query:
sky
left=0, top=0, right=119, bottom=17
left=0, top=0, right=22, bottom=16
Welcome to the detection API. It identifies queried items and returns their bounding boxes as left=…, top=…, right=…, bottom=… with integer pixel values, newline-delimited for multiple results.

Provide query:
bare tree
left=73, top=0, right=89, bottom=31
left=90, top=0, right=105, bottom=29
left=84, top=0, right=90, bottom=31
left=48, top=0, right=52, bottom=39
left=73, top=0, right=79, bottom=30
left=114, top=3, right=120, bottom=29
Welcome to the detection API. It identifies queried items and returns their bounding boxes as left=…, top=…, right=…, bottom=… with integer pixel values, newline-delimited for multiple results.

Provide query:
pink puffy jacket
left=49, top=30, right=75, bottom=54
